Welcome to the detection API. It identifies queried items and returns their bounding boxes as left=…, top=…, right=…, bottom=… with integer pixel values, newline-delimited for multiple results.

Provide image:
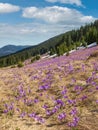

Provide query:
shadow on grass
left=46, top=121, right=66, bottom=127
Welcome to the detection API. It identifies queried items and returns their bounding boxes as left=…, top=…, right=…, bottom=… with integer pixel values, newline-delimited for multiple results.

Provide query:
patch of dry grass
left=0, top=47, right=98, bottom=130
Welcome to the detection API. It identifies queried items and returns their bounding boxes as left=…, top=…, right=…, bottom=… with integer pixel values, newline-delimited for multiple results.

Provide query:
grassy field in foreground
left=0, top=46, right=98, bottom=130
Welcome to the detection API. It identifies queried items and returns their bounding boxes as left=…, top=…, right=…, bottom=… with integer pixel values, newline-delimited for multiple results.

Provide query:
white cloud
left=22, top=6, right=95, bottom=24
left=45, top=0, right=82, bottom=6
left=0, top=3, right=20, bottom=13
left=0, top=4, right=97, bottom=47
left=80, top=16, right=95, bottom=23
left=0, top=22, right=80, bottom=47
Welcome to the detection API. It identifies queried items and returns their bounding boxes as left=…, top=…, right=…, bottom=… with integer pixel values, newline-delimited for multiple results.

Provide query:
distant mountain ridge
left=0, top=45, right=30, bottom=57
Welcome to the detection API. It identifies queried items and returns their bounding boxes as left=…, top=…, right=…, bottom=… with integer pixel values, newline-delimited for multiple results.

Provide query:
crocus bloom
left=58, top=112, right=66, bottom=120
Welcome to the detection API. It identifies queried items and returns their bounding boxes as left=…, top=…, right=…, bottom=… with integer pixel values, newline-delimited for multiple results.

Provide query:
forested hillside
left=0, top=20, right=98, bottom=67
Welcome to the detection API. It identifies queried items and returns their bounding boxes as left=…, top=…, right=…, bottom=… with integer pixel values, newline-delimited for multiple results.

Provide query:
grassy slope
left=0, top=46, right=98, bottom=130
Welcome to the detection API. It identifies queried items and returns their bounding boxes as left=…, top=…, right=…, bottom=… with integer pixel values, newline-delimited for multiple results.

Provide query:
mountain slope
left=0, top=45, right=30, bottom=57
left=0, top=20, right=98, bottom=67
left=0, top=46, right=98, bottom=130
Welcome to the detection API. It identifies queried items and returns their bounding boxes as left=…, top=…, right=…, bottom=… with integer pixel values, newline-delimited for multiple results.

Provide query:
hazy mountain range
left=0, top=45, right=30, bottom=57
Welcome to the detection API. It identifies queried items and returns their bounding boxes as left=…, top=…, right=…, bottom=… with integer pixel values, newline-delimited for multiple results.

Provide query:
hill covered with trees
left=0, top=20, right=98, bottom=67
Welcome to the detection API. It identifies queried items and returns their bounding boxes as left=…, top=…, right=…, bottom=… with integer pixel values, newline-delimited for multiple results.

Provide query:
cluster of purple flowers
left=4, top=103, right=14, bottom=114
left=39, top=85, right=50, bottom=90
left=68, top=116, right=79, bottom=127
left=28, top=112, right=45, bottom=124
left=2, top=45, right=98, bottom=129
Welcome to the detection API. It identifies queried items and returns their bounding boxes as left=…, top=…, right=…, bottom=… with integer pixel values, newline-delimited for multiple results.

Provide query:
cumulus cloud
left=45, top=0, right=82, bottom=6
left=0, top=4, right=97, bottom=47
left=0, top=3, right=20, bottom=13
left=22, top=6, right=95, bottom=24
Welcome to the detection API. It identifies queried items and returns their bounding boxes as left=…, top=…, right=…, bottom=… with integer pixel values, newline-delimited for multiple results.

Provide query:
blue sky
left=0, top=0, right=98, bottom=47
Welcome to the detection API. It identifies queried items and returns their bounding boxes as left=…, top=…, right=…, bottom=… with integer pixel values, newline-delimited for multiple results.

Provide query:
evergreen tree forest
left=0, top=20, right=98, bottom=67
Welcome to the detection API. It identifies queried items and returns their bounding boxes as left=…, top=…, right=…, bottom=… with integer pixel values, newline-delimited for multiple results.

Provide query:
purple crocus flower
left=96, top=86, right=98, bottom=90
left=46, top=109, right=52, bottom=116
left=16, top=108, right=20, bottom=112
left=68, top=116, right=79, bottom=127
left=69, top=64, right=74, bottom=72
left=55, top=99, right=64, bottom=106
left=82, top=64, right=85, bottom=71
left=28, top=112, right=36, bottom=118
left=71, top=78, right=76, bottom=83
left=74, top=86, right=83, bottom=91
left=63, top=95, right=68, bottom=99
left=52, top=108, right=57, bottom=114
left=81, top=95, right=87, bottom=101
left=20, top=112, right=26, bottom=118
left=8, top=103, right=14, bottom=110
left=61, top=89, right=67, bottom=95
left=67, top=99, right=73, bottom=104
left=28, top=86, right=31, bottom=94
left=70, top=108, right=77, bottom=116
left=42, top=104, right=48, bottom=109
left=34, top=98, right=39, bottom=103
left=86, top=77, right=93, bottom=84
left=91, top=81, right=96, bottom=86
left=3, top=109, right=8, bottom=113
left=55, top=105, right=61, bottom=110
left=58, top=112, right=66, bottom=120
left=39, top=85, right=50, bottom=90
left=4, top=103, right=8, bottom=108
left=35, top=116, right=45, bottom=124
